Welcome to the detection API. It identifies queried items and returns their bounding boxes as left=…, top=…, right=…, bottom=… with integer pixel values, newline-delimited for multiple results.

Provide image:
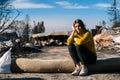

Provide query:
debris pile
left=32, top=32, right=70, bottom=47
left=93, top=27, right=120, bottom=51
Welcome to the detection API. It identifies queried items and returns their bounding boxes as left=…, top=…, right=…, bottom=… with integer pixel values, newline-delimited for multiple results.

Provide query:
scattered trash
left=0, top=48, right=12, bottom=73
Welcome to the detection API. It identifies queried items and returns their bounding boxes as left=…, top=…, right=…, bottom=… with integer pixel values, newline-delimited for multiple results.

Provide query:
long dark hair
left=73, top=19, right=87, bottom=32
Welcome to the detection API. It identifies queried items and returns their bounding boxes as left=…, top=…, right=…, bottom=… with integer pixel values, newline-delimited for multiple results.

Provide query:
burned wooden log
left=11, top=57, right=120, bottom=73
left=11, top=59, right=74, bottom=73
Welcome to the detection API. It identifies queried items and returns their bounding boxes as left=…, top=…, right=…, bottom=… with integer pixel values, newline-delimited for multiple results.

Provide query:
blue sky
left=11, top=0, right=120, bottom=32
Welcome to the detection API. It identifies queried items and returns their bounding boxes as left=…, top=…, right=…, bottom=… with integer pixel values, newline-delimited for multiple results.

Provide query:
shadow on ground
left=0, top=78, right=45, bottom=80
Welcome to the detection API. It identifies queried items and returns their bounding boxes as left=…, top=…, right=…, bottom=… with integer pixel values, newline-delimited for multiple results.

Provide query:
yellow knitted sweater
left=67, top=31, right=96, bottom=54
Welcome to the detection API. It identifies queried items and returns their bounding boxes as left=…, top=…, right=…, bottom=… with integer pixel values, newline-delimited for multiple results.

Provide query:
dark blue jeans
left=68, top=44, right=97, bottom=65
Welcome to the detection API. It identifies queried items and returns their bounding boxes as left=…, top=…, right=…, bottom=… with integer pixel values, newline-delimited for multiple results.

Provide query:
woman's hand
left=74, top=37, right=77, bottom=41
left=72, top=26, right=76, bottom=32
left=69, top=26, right=75, bottom=39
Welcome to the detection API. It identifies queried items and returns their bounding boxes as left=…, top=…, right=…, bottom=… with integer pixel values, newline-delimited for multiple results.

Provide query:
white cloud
left=55, top=1, right=89, bottom=9
left=12, top=0, right=54, bottom=9
left=14, top=0, right=28, bottom=2
left=95, top=3, right=120, bottom=10
left=95, top=3, right=111, bottom=8
left=117, top=1, right=120, bottom=10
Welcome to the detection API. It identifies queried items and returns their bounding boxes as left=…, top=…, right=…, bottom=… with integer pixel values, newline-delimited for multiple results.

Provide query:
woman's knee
left=68, top=44, right=76, bottom=49
left=75, top=45, right=85, bottom=51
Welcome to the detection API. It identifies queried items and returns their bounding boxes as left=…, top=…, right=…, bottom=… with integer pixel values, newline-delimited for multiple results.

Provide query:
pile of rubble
left=93, top=27, right=120, bottom=51
left=0, top=40, right=13, bottom=53
left=1, top=27, right=120, bottom=53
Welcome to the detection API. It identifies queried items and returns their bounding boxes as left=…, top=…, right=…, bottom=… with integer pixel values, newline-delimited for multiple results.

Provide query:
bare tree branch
left=0, top=10, right=20, bottom=33
left=0, top=0, right=20, bottom=33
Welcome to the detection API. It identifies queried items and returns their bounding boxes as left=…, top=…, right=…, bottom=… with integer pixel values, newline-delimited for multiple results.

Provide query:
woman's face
left=74, top=23, right=81, bottom=33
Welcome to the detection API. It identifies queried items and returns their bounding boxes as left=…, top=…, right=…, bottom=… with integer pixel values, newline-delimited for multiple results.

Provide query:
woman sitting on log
left=67, top=19, right=97, bottom=76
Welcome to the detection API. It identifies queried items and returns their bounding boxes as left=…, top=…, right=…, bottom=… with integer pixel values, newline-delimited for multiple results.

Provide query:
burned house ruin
left=32, top=32, right=70, bottom=47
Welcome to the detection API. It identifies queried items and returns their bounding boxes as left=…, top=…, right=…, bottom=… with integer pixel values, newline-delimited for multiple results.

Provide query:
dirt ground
left=0, top=46, right=120, bottom=80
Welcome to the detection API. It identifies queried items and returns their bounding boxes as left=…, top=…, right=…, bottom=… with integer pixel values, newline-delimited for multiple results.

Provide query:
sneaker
left=79, top=66, right=88, bottom=76
left=71, top=67, right=81, bottom=76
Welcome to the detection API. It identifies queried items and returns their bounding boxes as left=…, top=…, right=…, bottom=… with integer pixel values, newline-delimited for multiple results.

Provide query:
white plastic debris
left=0, top=48, right=12, bottom=73
left=113, top=36, right=120, bottom=44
